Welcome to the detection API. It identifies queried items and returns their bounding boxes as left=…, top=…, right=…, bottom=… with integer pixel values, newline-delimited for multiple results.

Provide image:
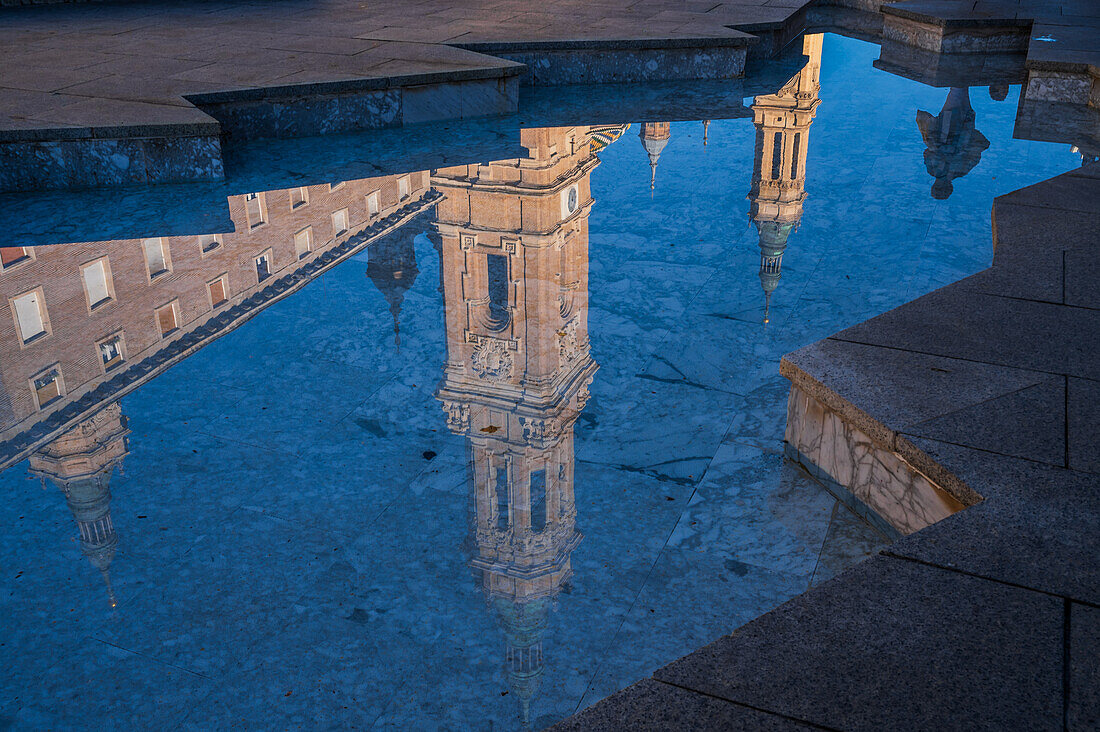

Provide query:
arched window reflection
left=486, top=253, right=510, bottom=330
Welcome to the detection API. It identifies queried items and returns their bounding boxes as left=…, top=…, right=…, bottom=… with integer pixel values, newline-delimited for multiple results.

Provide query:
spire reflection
left=433, top=125, right=605, bottom=728
left=747, top=34, right=823, bottom=322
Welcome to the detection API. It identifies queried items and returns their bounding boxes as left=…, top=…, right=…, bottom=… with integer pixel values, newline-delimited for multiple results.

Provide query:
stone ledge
left=454, top=34, right=758, bottom=53
left=553, top=679, right=816, bottom=731
left=650, top=555, right=1065, bottom=731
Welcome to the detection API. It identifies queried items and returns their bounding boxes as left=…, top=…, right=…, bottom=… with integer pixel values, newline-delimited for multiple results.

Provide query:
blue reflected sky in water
left=0, top=33, right=1081, bottom=731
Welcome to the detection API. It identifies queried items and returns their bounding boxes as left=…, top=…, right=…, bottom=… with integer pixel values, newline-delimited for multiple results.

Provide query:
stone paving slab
left=887, top=436, right=1100, bottom=603
left=0, top=0, right=773, bottom=141
left=780, top=338, right=1054, bottom=450
left=834, top=285, right=1100, bottom=381
left=552, top=679, right=815, bottom=731
left=906, top=378, right=1066, bottom=466
left=652, top=555, right=1065, bottom=732
left=1070, top=603, right=1100, bottom=730
left=1068, top=378, right=1100, bottom=473
left=964, top=201, right=1100, bottom=304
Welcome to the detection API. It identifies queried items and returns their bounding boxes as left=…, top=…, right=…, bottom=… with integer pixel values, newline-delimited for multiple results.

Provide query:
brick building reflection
left=1, top=172, right=434, bottom=593
left=747, top=33, right=822, bottom=323
left=434, top=125, right=610, bottom=727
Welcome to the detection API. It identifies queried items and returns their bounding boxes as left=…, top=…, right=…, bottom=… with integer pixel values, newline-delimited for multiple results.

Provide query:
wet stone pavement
left=0, top=33, right=1085, bottom=730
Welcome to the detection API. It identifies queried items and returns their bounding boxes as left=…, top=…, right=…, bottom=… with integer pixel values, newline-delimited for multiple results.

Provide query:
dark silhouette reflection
left=747, top=34, right=822, bottom=322
left=638, top=122, right=671, bottom=190
left=989, top=84, right=1010, bottom=102
left=916, top=87, right=990, bottom=199
left=366, top=224, right=420, bottom=349
left=434, top=125, right=604, bottom=728
left=1072, top=144, right=1100, bottom=167
left=29, top=402, right=129, bottom=607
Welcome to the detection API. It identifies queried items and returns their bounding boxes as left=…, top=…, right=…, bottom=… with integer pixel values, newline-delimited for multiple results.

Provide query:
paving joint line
left=880, top=551, right=1100, bottom=609
left=653, top=678, right=842, bottom=730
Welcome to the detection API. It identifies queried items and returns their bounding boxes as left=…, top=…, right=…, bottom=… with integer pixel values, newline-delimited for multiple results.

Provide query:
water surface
left=0, top=33, right=1080, bottom=730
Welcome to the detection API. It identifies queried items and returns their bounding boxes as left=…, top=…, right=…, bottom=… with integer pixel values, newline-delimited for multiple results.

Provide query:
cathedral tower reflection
left=639, top=122, right=671, bottom=190
left=366, top=224, right=421, bottom=349
left=747, top=34, right=822, bottom=322
left=433, top=125, right=601, bottom=728
left=29, top=402, right=129, bottom=607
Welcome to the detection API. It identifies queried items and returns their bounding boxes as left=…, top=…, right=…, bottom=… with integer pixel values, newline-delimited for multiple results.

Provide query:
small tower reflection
left=916, top=87, right=990, bottom=199
left=28, top=402, right=129, bottom=607
left=433, top=125, right=601, bottom=728
left=366, top=225, right=420, bottom=348
left=747, top=34, right=822, bottom=322
left=638, top=122, right=671, bottom=190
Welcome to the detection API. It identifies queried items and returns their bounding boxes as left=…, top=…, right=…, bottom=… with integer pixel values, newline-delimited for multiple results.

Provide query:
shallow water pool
left=0, top=32, right=1080, bottom=730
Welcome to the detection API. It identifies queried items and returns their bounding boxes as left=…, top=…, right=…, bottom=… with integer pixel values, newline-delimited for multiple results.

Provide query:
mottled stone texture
left=783, top=384, right=965, bottom=535
left=401, top=77, right=519, bottom=125
left=0, top=134, right=223, bottom=193
left=653, top=555, right=1066, bottom=732
left=882, top=15, right=1030, bottom=55
left=197, top=89, right=402, bottom=142
left=494, top=46, right=747, bottom=86
left=1025, top=70, right=1098, bottom=106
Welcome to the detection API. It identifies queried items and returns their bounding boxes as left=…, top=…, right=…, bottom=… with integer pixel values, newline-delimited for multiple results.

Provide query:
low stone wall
left=0, top=129, right=223, bottom=192
left=465, top=43, right=749, bottom=86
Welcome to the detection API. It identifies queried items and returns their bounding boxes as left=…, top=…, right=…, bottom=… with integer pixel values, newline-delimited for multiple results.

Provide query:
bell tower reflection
left=747, top=33, right=822, bottom=322
left=366, top=224, right=420, bottom=349
left=639, top=122, right=671, bottom=190
left=29, top=402, right=129, bottom=607
left=433, top=125, right=600, bottom=728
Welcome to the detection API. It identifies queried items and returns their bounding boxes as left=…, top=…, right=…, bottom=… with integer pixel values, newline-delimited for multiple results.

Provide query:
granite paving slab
left=780, top=337, right=1055, bottom=447
left=834, top=285, right=1100, bottom=381
left=997, top=165, right=1100, bottom=213
left=905, top=377, right=1066, bottom=466
left=886, top=436, right=1100, bottom=604
left=553, top=678, right=815, bottom=731
left=1067, top=377, right=1100, bottom=474
left=964, top=202, right=1100, bottom=304
left=0, top=0, right=777, bottom=142
left=1070, top=603, right=1100, bottom=731
left=652, top=555, right=1065, bottom=731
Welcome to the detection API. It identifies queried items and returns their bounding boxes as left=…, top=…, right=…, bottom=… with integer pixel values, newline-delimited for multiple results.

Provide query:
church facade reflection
left=433, top=125, right=603, bottom=727
left=747, top=34, right=822, bottom=322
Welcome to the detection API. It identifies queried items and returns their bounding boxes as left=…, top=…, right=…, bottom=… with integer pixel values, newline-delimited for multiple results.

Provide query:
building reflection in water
left=433, top=124, right=607, bottom=727
left=638, top=122, right=671, bottom=190
left=916, top=87, right=990, bottom=199
left=28, top=402, right=129, bottom=607
left=747, top=33, right=822, bottom=322
left=366, top=224, right=421, bottom=349
left=0, top=172, right=434, bottom=597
